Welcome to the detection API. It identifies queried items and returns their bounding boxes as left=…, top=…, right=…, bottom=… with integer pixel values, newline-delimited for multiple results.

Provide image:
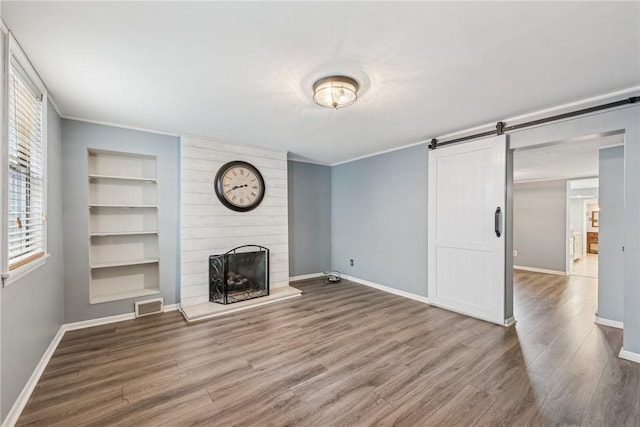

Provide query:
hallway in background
left=572, top=253, right=598, bottom=278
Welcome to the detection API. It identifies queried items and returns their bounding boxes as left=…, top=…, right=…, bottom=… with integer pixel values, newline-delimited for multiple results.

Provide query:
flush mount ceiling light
left=312, top=75, right=359, bottom=109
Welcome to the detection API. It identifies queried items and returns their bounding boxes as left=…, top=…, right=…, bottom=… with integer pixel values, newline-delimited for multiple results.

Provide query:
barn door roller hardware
left=429, top=96, right=638, bottom=150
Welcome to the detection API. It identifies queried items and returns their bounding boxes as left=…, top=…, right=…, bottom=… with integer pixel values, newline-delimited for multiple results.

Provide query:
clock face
left=214, top=161, right=265, bottom=212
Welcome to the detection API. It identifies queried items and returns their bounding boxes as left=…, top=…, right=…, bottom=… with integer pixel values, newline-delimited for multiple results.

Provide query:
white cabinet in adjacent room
left=88, top=149, right=160, bottom=304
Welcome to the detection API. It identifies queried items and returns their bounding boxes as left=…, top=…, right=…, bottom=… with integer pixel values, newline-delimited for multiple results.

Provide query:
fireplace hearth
left=209, top=245, right=269, bottom=304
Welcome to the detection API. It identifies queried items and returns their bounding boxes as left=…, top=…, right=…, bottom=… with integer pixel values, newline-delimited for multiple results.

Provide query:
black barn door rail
left=429, top=96, right=638, bottom=150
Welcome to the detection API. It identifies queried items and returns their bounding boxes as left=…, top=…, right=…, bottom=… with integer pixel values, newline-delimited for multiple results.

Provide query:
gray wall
left=331, top=144, right=428, bottom=296
left=598, top=145, right=624, bottom=322
left=1, top=102, right=64, bottom=421
left=513, top=180, right=567, bottom=273
left=61, top=120, right=180, bottom=323
left=288, top=161, right=331, bottom=276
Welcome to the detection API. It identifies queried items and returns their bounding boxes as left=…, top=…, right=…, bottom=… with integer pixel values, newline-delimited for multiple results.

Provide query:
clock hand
left=229, top=184, right=248, bottom=191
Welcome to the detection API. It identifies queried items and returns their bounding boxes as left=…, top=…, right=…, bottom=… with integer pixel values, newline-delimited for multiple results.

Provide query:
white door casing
left=428, top=135, right=507, bottom=324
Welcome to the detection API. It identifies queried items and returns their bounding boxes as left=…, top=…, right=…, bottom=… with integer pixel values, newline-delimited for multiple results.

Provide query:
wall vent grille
left=135, top=298, right=164, bottom=317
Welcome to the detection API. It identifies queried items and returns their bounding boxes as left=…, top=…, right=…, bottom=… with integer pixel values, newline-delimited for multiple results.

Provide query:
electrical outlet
left=350, top=259, right=354, bottom=266
left=513, top=250, right=518, bottom=257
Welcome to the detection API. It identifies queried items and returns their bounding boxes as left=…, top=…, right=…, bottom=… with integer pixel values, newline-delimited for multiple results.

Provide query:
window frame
left=1, top=33, right=49, bottom=287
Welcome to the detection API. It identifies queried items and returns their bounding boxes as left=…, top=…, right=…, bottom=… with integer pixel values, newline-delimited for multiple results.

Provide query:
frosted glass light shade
left=312, top=76, right=359, bottom=109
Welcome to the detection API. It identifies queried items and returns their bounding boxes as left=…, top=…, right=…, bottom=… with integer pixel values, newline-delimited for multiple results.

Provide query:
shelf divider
left=89, top=174, right=157, bottom=183
left=90, top=231, right=159, bottom=237
left=90, top=258, right=160, bottom=269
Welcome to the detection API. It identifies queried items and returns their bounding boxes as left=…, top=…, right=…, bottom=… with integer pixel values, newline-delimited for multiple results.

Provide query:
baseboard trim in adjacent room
left=619, top=348, right=640, bottom=364
left=513, top=265, right=568, bottom=276
left=341, top=274, right=430, bottom=305
left=595, top=315, right=623, bottom=329
left=289, top=272, right=324, bottom=282
left=2, top=326, right=65, bottom=427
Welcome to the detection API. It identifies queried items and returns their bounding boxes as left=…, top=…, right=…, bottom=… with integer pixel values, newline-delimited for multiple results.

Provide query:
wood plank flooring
left=571, top=254, right=598, bottom=278
left=17, top=271, right=640, bottom=426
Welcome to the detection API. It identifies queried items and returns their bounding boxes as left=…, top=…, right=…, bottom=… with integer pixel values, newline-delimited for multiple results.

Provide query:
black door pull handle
left=495, top=207, right=502, bottom=238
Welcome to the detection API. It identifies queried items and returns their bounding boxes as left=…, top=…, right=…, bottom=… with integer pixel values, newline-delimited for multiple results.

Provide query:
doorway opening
left=511, top=132, right=625, bottom=325
left=567, top=179, right=599, bottom=279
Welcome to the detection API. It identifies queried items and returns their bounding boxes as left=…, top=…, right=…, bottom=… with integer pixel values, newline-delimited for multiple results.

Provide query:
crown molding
left=332, top=86, right=640, bottom=167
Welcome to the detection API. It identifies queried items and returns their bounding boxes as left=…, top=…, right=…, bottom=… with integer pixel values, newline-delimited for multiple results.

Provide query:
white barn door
left=428, top=135, right=507, bottom=324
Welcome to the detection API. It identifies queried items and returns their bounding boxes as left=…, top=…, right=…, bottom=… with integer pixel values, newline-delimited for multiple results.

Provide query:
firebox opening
left=209, top=245, right=269, bottom=305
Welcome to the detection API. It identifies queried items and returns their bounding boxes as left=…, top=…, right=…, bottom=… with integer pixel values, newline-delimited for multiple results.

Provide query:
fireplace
left=209, top=245, right=269, bottom=304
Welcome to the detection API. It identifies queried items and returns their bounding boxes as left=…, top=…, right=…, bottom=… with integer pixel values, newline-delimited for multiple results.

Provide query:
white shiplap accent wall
left=180, top=136, right=289, bottom=307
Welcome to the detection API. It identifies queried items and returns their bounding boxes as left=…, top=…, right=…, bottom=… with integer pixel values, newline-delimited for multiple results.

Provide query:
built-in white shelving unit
left=88, top=149, right=160, bottom=304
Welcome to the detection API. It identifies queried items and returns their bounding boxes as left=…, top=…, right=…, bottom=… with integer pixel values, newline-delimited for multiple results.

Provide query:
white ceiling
left=513, top=134, right=623, bottom=183
left=3, top=2, right=639, bottom=165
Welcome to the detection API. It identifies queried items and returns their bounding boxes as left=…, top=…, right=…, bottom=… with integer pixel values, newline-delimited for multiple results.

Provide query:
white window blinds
left=7, top=56, right=46, bottom=270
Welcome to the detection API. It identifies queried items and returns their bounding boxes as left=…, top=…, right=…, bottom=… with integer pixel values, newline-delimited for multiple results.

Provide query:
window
left=4, top=43, right=47, bottom=276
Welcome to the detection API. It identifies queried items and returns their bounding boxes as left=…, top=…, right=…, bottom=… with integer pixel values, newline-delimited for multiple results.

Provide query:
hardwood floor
left=571, top=254, right=598, bottom=278
left=17, top=271, right=640, bottom=426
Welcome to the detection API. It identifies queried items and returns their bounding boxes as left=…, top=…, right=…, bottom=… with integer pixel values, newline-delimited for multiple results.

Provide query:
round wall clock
left=214, top=161, right=266, bottom=212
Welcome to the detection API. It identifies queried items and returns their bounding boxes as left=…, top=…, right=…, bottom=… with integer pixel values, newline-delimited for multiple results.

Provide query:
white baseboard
left=289, top=272, right=324, bottom=282
left=513, top=265, right=568, bottom=276
left=163, top=303, right=180, bottom=312
left=2, top=301, right=182, bottom=426
left=595, top=315, right=623, bottom=329
left=341, top=274, right=430, bottom=305
left=342, top=274, right=516, bottom=327
left=2, top=326, right=65, bottom=427
left=64, top=302, right=180, bottom=332
left=63, top=312, right=136, bottom=332
left=619, top=348, right=640, bottom=364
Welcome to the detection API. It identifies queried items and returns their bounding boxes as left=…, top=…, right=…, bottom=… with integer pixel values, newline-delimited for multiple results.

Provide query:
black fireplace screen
left=209, top=245, right=269, bottom=304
